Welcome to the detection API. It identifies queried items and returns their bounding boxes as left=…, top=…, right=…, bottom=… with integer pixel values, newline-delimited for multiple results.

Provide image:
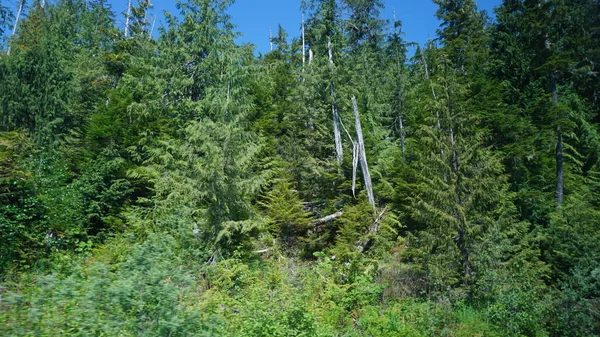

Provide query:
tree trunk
left=7, top=0, right=25, bottom=56
left=149, top=16, right=156, bottom=38
left=124, top=0, right=132, bottom=38
left=302, top=14, right=306, bottom=68
left=329, top=39, right=343, bottom=166
left=551, top=72, right=563, bottom=205
left=311, top=211, right=343, bottom=226
left=333, top=105, right=343, bottom=165
left=556, top=130, right=563, bottom=205
left=352, top=96, right=375, bottom=209
left=352, top=141, right=359, bottom=197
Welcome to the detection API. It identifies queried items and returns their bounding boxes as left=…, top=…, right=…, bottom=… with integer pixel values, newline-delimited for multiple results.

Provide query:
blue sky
left=107, top=0, right=502, bottom=54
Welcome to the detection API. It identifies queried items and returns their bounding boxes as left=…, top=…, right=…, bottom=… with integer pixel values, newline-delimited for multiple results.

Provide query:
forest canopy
left=0, top=0, right=599, bottom=336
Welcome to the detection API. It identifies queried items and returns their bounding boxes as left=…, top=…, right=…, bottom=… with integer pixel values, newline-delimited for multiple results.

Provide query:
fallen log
left=308, top=211, right=343, bottom=235
left=311, top=211, right=343, bottom=226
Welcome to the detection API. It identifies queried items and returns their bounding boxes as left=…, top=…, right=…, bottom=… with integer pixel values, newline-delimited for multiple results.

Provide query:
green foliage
left=0, top=133, right=41, bottom=273
left=332, top=200, right=398, bottom=260
left=260, top=180, right=312, bottom=247
left=552, top=265, right=600, bottom=337
left=130, top=118, right=270, bottom=254
left=1, top=0, right=599, bottom=336
left=0, top=235, right=222, bottom=336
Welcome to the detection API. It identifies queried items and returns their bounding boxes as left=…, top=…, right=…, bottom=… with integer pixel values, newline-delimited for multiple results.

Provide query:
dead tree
left=302, top=14, right=306, bottom=68
left=329, top=39, right=343, bottom=166
left=7, top=0, right=26, bottom=56
left=124, top=0, right=132, bottom=38
left=352, top=96, right=375, bottom=209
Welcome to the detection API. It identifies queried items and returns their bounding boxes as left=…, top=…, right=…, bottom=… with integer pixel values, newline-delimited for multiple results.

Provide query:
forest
left=0, top=0, right=599, bottom=335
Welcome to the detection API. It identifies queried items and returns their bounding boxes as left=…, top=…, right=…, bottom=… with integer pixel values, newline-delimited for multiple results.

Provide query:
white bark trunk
left=269, top=27, right=273, bottom=51
left=328, top=39, right=334, bottom=65
left=352, top=96, right=375, bottom=209
left=311, top=211, right=343, bottom=225
left=302, top=14, right=306, bottom=68
left=399, top=115, right=406, bottom=162
left=149, top=16, right=156, bottom=38
left=352, top=141, right=359, bottom=197
left=329, top=39, right=343, bottom=166
left=7, top=0, right=25, bottom=56
left=124, top=0, right=132, bottom=38
left=333, top=105, right=343, bottom=165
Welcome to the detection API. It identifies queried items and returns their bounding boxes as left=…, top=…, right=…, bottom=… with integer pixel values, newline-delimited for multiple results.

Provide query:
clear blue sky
left=107, top=0, right=502, bottom=54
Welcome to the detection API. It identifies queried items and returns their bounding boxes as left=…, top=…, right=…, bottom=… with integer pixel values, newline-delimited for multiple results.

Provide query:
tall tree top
left=434, top=0, right=487, bottom=71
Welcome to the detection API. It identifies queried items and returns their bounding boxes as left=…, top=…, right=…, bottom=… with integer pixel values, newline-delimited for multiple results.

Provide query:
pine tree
left=125, top=0, right=272, bottom=256
left=407, top=53, right=521, bottom=289
left=0, top=2, right=78, bottom=142
left=433, top=0, right=487, bottom=74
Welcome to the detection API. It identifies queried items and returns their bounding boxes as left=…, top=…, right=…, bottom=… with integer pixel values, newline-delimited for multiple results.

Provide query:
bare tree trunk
left=450, top=127, right=458, bottom=174
left=556, top=130, right=563, bottom=204
left=329, top=39, right=343, bottom=166
left=551, top=72, right=563, bottom=205
left=545, top=37, right=564, bottom=206
left=124, top=0, right=132, bottom=38
left=311, top=211, right=343, bottom=226
left=339, top=117, right=359, bottom=198
left=333, top=105, right=343, bottom=164
left=352, top=96, right=375, bottom=209
left=7, top=0, right=25, bottom=56
left=309, top=211, right=344, bottom=235
left=352, top=141, right=359, bottom=197
left=302, top=14, right=306, bottom=68
left=149, top=16, right=156, bottom=38
left=269, top=27, right=273, bottom=51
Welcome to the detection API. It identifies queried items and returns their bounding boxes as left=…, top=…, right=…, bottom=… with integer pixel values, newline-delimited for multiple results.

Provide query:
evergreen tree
left=407, top=51, right=521, bottom=289
left=433, top=0, right=487, bottom=73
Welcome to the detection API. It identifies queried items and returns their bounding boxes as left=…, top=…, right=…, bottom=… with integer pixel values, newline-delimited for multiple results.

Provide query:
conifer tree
left=127, top=0, right=271, bottom=255
left=433, top=0, right=487, bottom=73
left=489, top=0, right=600, bottom=252
left=405, top=0, right=536, bottom=293
left=407, top=53, right=517, bottom=288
